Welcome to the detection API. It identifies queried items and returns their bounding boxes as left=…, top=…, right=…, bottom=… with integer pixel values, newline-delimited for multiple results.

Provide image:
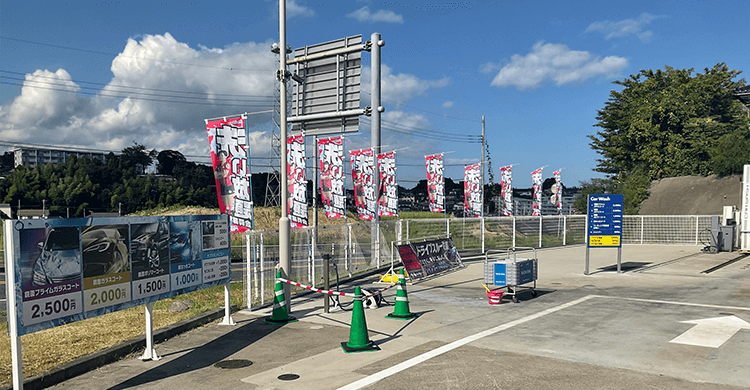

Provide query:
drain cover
left=278, top=373, right=300, bottom=381
left=214, top=359, right=253, bottom=369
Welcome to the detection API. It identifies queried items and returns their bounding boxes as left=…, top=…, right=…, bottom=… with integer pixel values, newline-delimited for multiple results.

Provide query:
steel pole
left=278, top=0, right=292, bottom=312
left=481, top=115, right=485, bottom=253
left=371, top=32, right=384, bottom=267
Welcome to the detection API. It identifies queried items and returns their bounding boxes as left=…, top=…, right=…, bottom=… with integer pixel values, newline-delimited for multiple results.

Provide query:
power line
left=0, top=36, right=275, bottom=72
left=362, top=90, right=482, bottom=123
left=0, top=80, right=274, bottom=108
left=0, top=75, right=274, bottom=104
left=1, top=70, right=274, bottom=99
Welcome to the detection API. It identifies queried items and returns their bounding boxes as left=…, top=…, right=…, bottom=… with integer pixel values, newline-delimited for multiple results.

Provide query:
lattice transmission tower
left=265, top=43, right=292, bottom=207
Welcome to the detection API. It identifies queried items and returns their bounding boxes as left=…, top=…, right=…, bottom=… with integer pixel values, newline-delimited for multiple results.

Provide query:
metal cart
left=483, top=247, right=538, bottom=303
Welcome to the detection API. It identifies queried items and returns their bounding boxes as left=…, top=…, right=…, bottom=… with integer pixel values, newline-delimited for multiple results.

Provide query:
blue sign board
left=493, top=263, right=506, bottom=286
left=587, top=194, right=623, bottom=247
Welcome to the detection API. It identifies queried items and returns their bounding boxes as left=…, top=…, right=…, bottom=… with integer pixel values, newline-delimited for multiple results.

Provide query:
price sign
left=23, top=292, right=82, bottom=326
left=132, top=275, right=171, bottom=300
left=587, top=194, right=623, bottom=247
left=83, top=271, right=131, bottom=311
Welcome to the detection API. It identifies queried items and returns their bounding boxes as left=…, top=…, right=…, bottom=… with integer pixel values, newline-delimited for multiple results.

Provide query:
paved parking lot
left=42, top=245, right=750, bottom=389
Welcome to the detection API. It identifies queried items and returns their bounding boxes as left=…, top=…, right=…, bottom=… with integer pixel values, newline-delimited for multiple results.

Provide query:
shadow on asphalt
left=594, top=261, right=652, bottom=274
left=105, top=317, right=281, bottom=390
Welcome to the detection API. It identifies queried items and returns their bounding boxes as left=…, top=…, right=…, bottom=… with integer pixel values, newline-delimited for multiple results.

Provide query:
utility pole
left=278, top=0, right=292, bottom=312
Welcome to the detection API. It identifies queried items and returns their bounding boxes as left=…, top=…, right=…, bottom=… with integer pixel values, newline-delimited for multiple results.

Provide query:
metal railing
left=239, top=215, right=717, bottom=308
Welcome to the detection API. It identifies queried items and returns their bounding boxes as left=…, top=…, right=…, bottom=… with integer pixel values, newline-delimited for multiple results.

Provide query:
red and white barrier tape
left=276, top=278, right=398, bottom=298
left=277, top=278, right=355, bottom=297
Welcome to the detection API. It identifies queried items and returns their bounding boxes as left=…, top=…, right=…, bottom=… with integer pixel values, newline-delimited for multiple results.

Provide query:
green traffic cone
left=386, top=268, right=417, bottom=320
left=341, top=286, right=380, bottom=353
left=266, top=270, right=297, bottom=324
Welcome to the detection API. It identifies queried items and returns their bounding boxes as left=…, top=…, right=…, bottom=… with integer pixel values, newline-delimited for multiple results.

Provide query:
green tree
left=588, top=63, right=748, bottom=213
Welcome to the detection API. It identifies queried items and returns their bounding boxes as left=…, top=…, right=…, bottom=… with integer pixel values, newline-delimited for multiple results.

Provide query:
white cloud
left=586, top=13, right=658, bottom=43
left=489, top=41, right=627, bottom=90
left=0, top=33, right=277, bottom=158
left=287, top=0, right=315, bottom=18
left=442, top=101, right=454, bottom=109
left=347, top=6, right=404, bottom=23
left=363, top=64, right=449, bottom=106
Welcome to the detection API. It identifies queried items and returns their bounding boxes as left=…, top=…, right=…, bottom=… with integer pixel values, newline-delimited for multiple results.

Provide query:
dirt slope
left=638, top=175, right=742, bottom=215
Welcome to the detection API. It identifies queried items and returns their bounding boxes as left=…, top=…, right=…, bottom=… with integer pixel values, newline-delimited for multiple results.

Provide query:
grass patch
left=0, top=282, right=244, bottom=387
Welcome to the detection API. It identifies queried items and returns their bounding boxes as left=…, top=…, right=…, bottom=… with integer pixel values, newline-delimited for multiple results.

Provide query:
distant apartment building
left=12, top=146, right=107, bottom=168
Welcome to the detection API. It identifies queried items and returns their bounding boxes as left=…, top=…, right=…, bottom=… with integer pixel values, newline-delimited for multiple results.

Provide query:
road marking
left=670, top=316, right=750, bottom=348
left=336, top=295, right=596, bottom=390
left=597, top=296, right=750, bottom=311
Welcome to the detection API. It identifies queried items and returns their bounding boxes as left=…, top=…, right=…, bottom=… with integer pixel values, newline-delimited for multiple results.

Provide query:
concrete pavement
left=30, top=245, right=750, bottom=389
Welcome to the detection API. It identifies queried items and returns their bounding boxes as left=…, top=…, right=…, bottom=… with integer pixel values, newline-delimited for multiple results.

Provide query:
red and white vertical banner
left=532, top=167, right=543, bottom=216
left=378, top=151, right=398, bottom=217
left=553, top=169, right=562, bottom=214
left=464, top=163, right=482, bottom=218
left=318, top=137, right=345, bottom=218
left=426, top=154, right=445, bottom=213
left=500, top=165, right=513, bottom=216
left=350, top=149, right=376, bottom=220
left=205, top=116, right=253, bottom=233
left=287, top=134, right=307, bottom=228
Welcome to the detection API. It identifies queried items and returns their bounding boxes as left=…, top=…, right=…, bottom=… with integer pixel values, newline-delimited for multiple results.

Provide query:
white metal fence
left=240, top=215, right=716, bottom=308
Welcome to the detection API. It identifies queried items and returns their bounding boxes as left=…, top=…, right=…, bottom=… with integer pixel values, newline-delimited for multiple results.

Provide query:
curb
left=1, top=304, right=238, bottom=390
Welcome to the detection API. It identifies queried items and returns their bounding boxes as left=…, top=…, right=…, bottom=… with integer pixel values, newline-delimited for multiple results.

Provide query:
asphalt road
left=33, top=245, right=750, bottom=390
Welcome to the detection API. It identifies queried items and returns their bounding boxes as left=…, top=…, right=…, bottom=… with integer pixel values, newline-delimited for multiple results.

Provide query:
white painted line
left=670, top=316, right=750, bottom=348
left=596, top=296, right=750, bottom=312
left=336, top=295, right=596, bottom=390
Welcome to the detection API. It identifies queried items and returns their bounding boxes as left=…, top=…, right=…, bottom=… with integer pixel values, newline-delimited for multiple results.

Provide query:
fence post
left=539, top=216, right=543, bottom=248
left=481, top=217, right=485, bottom=253
left=253, top=234, right=258, bottom=306
left=259, top=233, right=265, bottom=304
left=512, top=216, right=517, bottom=248
left=398, top=219, right=402, bottom=242
left=563, top=215, right=567, bottom=246
left=640, top=216, right=644, bottom=245
left=695, top=216, right=699, bottom=246
left=245, top=233, right=252, bottom=309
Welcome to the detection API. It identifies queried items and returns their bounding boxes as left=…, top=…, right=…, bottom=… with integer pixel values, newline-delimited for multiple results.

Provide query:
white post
left=260, top=233, right=265, bottom=303
left=246, top=234, right=252, bottom=308
left=140, top=302, right=161, bottom=361
left=563, top=215, right=567, bottom=246
left=446, top=218, right=450, bottom=238
left=406, top=219, right=410, bottom=241
left=253, top=235, right=259, bottom=307
left=641, top=216, right=644, bottom=245
left=398, top=219, right=403, bottom=242
left=538, top=216, right=543, bottom=248
left=512, top=216, right=517, bottom=248
left=695, top=216, right=699, bottom=246
left=311, top=227, right=316, bottom=288
left=481, top=217, right=485, bottom=253
left=219, top=282, right=236, bottom=325
left=6, top=221, right=24, bottom=390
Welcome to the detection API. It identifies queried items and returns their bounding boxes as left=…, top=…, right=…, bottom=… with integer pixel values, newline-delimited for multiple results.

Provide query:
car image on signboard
left=81, top=226, right=129, bottom=278
left=32, top=227, right=82, bottom=286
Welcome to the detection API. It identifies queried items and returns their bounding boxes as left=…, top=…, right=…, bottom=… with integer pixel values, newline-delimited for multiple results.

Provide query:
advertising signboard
left=396, top=237, right=463, bottom=280
left=6, top=214, right=230, bottom=336
left=587, top=194, right=624, bottom=247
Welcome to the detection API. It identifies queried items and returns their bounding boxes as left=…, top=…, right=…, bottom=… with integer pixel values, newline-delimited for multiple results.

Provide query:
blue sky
left=0, top=1, right=747, bottom=189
